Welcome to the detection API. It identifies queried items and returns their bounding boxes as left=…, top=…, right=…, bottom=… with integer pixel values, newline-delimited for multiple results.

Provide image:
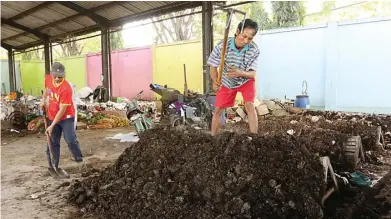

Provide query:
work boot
left=70, top=157, right=83, bottom=162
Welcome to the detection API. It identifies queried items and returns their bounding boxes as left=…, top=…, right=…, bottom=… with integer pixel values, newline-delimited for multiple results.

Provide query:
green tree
left=81, top=33, right=101, bottom=54
left=212, top=1, right=303, bottom=37
left=238, top=2, right=273, bottom=30
left=212, top=2, right=271, bottom=40
left=152, top=8, right=200, bottom=44
left=304, top=1, right=391, bottom=25
left=271, top=1, right=306, bottom=28
left=52, top=30, right=124, bottom=58
left=110, top=31, right=124, bottom=50
left=55, top=36, right=84, bottom=58
left=21, top=46, right=43, bottom=61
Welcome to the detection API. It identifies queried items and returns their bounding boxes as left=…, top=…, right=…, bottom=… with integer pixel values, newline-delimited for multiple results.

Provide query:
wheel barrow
left=320, top=135, right=366, bottom=206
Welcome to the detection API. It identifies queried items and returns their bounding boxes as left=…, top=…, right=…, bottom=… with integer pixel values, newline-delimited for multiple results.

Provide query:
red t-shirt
left=45, top=75, right=75, bottom=121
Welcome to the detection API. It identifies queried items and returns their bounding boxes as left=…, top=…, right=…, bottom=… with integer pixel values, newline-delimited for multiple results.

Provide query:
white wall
left=256, top=17, right=391, bottom=114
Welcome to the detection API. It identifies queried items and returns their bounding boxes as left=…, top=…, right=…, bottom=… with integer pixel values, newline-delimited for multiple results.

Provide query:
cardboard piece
left=254, top=98, right=263, bottom=107
left=236, top=107, right=247, bottom=119
left=256, top=104, right=269, bottom=116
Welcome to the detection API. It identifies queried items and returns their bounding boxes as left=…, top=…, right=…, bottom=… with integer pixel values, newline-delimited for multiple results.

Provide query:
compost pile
left=69, top=126, right=327, bottom=219
left=224, top=117, right=351, bottom=168
left=225, top=114, right=380, bottom=152
left=301, top=110, right=391, bottom=128
left=328, top=169, right=391, bottom=219
left=352, top=169, right=391, bottom=218
left=302, top=110, right=391, bottom=148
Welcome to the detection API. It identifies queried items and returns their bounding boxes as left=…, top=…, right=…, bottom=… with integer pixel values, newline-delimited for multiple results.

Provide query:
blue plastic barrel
left=295, top=95, right=310, bottom=109
left=208, top=95, right=226, bottom=124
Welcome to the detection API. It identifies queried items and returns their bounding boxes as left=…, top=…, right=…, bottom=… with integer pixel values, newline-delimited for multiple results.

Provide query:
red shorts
left=215, top=79, right=256, bottom=108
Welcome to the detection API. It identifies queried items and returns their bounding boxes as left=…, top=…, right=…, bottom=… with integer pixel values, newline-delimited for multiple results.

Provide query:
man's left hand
left=46, top=125, right=54, bottom=136
left=226, top=66, right=243, bottom=78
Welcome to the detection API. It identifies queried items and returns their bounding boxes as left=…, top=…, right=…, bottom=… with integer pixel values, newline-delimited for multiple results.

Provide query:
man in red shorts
left=40, top=62, right=83, bottom=168
left=207, top=19, right=260, bottom=136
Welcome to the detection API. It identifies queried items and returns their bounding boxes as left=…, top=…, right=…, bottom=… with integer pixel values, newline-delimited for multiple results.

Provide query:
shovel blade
left=56, top=168, right=70, bottom=179
left=48, top=167, right=59, bottom=179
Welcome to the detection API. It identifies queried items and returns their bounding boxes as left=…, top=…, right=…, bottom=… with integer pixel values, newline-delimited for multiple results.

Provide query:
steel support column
left=101, top=28, right=110, bottom=101
left=202, top=1, right=213, bottom=94
left=13, top=51, right=17, bottom=90
left=44, top=40, right=51, bottom=74
left=50, top=40, right=53, bottom=64
left=7, top=48, right=15, bottom=92
left=107, top=31, right=113, bottom=101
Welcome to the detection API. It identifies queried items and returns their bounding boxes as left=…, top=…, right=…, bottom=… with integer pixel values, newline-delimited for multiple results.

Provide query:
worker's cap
left=50, top=62, right=65, bottom=77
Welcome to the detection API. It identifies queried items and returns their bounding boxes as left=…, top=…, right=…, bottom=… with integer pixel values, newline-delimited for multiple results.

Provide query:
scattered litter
left=377, top=156, right=384, bottom=164
left=335, top=173, right=349, bottom=185
left=233, top=117, right=242, bottom=122
left=106, top=133, right=139, bottom=143
left=290, top=120, right=298, bottom=124
left=56, top=182, right=71, bottom=189
left=30, top=191, right=46, bottom=199
left=287, top=129, right=295, bottom=135
left=311, top=116, right=319, bottom=123
left=10, top=129, right=20, bottom=133
left=349, top=172, right=372, bottom=187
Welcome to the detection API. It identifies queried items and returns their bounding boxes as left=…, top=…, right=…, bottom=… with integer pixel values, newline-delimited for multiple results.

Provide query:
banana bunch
left=106, top=115, right=130, bottom=127
left=97, top=118, right=116, bottom=128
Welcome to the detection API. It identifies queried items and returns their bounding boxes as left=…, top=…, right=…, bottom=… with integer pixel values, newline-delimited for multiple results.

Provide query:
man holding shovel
left=40, top=62, right=83, bottom=175
left=207, top=18, right=260, bottom=136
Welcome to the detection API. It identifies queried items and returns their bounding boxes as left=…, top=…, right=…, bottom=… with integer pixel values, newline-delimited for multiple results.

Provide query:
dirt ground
left=1, top=127, right=137, bottom=219
left=2, top=116, right=391, bottom=219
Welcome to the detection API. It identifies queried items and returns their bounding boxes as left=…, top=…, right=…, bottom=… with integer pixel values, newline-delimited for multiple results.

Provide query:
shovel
left=42, top=108, right=70, bottom=179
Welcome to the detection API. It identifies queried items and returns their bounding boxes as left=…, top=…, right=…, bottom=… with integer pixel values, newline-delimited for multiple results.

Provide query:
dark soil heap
left=223, top=117, right=352, bottom=170
left=352, top=169, right=391, bottom=218
left=224, top=115, right=379, bottom=152
left=301, top=111, right=391, bottom=149
left=69, top=127, right=327, bottom=219
left=329, top=169, right=391, bottom=219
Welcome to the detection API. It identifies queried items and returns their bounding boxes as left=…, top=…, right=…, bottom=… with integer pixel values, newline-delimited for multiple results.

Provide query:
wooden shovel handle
left=217, top=12, right=232, bottom=86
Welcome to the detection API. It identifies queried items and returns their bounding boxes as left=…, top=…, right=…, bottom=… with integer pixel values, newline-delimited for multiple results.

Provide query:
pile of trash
left=329, top=169, right=391, bottom=219
left=79, top=112, right=129, bottom=129
left=224, top=113, right=385, bottom=154
left=224, top=99, right=302, bottom=123
left=69, top=126, right=327, bottom=219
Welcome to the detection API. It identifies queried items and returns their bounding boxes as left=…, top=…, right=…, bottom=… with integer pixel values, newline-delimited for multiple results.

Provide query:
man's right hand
left=213, top=82, right=221, bottom=92
left=40, top=99, right=46, bottom=109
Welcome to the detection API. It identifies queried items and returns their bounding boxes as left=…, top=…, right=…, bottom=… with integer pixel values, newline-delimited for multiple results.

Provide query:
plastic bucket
left=295, top=95, right=310, bottom=109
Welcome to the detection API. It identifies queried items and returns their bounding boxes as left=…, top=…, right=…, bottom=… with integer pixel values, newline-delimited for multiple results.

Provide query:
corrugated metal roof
left=1, top=2, right=42, bottom=18
left=75, top=1, right=111, bottom=10
left=45, top=3, right=80, bottom=18
left=95, top=5, right=136, bottom=20
left=0, top=5, right=22, bottom=19
left=1, top=1, right=203, bottom=50
left=1, top=25, right=24, bottom=38
left=14, top=15, right=49, bottom=29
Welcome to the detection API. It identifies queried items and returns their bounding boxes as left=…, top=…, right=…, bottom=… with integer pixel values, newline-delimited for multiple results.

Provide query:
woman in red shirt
left=40, top=62, right=83, bottom=168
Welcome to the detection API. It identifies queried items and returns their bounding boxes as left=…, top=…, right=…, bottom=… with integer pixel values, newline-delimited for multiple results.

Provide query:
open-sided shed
left=1, top=1, right=215, bottom=99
